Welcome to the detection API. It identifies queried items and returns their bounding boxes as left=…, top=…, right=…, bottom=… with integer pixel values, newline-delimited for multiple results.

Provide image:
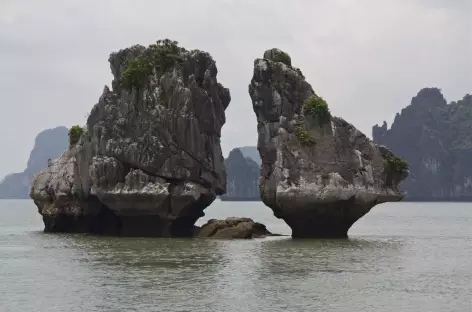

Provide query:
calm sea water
left=1, top=200, right=471, bottom=312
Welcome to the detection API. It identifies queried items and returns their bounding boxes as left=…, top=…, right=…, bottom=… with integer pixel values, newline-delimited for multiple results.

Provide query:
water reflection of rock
left=46, top=234, right=229, bottom=310
left=248, top=237, right=406, bottom=307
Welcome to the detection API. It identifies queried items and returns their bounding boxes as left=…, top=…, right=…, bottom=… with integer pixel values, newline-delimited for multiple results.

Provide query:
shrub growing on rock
left=272, top=50, right=291, bottom=66
left=303, top=95, right=331, bottom=124
left=321, top=172, right=330, bottom=180
left=121, top=39, right=184, bottom=91
left=68, top=125, right=84, bottom=146
left=294, top=123, right=315, bottom=146
left=386, top=155, right=409, bottom=172
left=264, top=48, right=292, bottom=66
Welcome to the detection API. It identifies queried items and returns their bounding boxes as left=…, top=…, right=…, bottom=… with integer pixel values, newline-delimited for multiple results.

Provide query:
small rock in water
left=198, top=217, right=273, bottom=239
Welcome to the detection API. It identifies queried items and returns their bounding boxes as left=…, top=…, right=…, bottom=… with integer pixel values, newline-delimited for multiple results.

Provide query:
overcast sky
left=0, top=0, right=470, bottom=178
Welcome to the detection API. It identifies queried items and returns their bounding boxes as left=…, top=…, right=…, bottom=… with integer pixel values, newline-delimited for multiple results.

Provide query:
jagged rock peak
left=411, top=87, right=447, bottom=107
left=249, top=49, right=408, bottom=238
left=372, top=89, right=472, bottom=200
left=30, top=39, right=231, bottom=237
left=227, top=148, right=245, bottom=160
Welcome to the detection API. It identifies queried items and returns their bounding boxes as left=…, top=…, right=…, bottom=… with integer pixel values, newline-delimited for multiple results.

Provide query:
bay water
left=1, top=200, right=471, bottom=311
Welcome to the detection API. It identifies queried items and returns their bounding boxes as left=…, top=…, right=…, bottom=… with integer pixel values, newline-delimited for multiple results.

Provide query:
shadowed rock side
left=30, top=40, right=230, bottom=237
left=248, top=48, right=408, bottom=238
left=198, top=217, right=272, bottom=238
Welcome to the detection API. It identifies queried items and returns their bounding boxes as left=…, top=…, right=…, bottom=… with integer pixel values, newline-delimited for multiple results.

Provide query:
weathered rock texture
left=373, top=88, right=472, bottom=200
left=198, top=217, right=272, bottom=238
left=221, top=148, right=260, bottom=201
left=0, top=127, right=68, bottom=199
left=248, top=48, right=408, bottom=238
left=30, top=40, right=230, bottom=237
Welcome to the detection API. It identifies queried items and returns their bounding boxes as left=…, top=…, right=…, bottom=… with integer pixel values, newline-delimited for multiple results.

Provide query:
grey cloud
left=0, top=0, right=470, bottom=178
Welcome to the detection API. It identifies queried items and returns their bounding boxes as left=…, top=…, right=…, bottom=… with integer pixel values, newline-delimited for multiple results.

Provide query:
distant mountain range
left=0, top=127, right=68, bottom=199
left=221, top=148, right=260, bottom=201
left=373, top=88, right=472, bottom=201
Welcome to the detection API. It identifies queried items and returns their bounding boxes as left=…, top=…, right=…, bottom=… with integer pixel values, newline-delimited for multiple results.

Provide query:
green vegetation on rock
left=321, top=172, right=330, bottom=180
left=265, top=49, right=292, bottom=66
left=303, top=95, right=331, bottom=124
left=69, top=125, right=84, bottom=146
left=385, top=155, right=408, bottom=172
left=272, top=50, right=291, bottom=66
left=294, top=123, right=315, bottom=146
left=121, top=39, right=184, bottom=91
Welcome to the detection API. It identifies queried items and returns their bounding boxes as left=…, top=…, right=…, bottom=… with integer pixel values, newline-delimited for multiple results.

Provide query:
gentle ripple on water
left=1, top=200, right=472, bottom=312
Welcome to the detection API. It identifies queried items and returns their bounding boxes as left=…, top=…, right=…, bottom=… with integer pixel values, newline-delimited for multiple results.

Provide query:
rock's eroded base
left=37, top=198, right=202, bottom=237
left=274, top=199, right=374, bottom=238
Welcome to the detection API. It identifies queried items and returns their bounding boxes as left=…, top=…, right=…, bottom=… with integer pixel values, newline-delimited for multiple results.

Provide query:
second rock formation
left=249, top=48, right=408, bottom=238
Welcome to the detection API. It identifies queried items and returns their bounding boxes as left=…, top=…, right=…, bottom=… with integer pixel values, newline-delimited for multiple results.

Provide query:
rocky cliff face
left=238, top=146, right=261, bottom=165
left=373, top=88, right=472, bottom=200
left=0, top=127, right=68, bottom=199
left=30, top=40, right=230, bottom=237
left=221, top=148, right=259, bottom=200
left=249, top=48, right=408, bottom=238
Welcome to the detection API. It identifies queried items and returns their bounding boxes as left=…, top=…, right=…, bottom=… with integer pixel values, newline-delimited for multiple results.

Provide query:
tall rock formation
left=221, top=148, right=259, bottom=200
left=0, top=127, right=68, bottom=199
left=238, top=146, right=261, bottom=165
left=30, top=39, right=230, bottom=237
left=373, top=88, right=472, bottom=200
left=248, top=48, right=408, bottom=238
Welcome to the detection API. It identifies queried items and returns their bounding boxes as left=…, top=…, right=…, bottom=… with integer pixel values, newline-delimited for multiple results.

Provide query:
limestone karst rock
left=221, top=148, right=260, bottom=201
left=238, top=146, right=261, bottom=166
left=197, top=217, right=272, bottom=238
left=30, top=39, right=230, bottom=237
left=248, top=48, right=408, bottom=238
left=373, top=89, right=472, bottom=200
left=0, top=127, right=68, bottom=199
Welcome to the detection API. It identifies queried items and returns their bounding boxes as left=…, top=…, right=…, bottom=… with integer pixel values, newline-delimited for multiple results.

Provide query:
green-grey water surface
left=1, top=200, right=471, bottom=312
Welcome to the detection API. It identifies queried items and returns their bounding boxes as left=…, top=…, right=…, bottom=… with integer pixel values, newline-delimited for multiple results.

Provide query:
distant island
left=0, top=127, right=68, bottom=199
left=373, top=88, right=472, bottom=201
left=220, top=148, right=260, bottom=201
